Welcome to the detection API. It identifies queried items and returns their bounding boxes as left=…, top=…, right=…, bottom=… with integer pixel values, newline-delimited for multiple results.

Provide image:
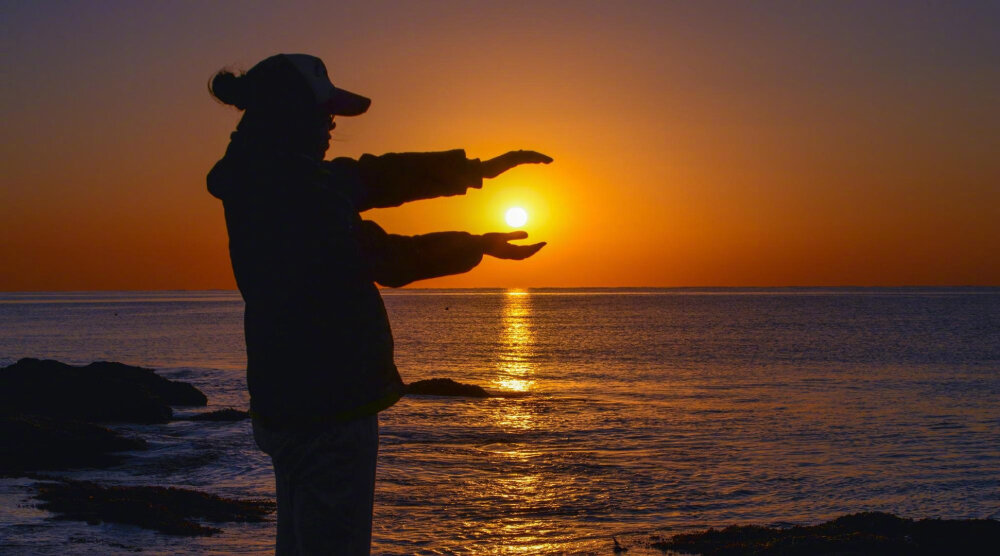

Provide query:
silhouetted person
left=207, top=53, right=550, bottom=555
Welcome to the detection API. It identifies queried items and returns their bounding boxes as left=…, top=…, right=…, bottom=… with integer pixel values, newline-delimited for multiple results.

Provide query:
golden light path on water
left=480, top=289, right=561, bottom=554
left=494, top=289, right=534, bottom=396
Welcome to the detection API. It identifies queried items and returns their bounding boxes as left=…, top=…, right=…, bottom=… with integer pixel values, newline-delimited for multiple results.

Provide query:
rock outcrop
left=648, top=512, right=1000, bottom=555
left=0, top=358, right=207, bottom=424
left=405, top=378, right=491, bottom=398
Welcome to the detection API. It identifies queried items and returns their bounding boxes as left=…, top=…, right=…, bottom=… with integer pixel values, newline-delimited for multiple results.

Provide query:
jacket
left=208, top=132, right=486, bottom=429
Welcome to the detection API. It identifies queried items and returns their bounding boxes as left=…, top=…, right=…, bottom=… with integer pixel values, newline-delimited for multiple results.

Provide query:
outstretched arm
left=359, top=222, right=546, bottom=288
left=327, top=149, right=552, bottom=211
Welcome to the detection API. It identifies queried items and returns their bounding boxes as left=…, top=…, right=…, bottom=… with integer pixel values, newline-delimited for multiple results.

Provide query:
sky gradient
left=3, top=0, right=999, bottom=289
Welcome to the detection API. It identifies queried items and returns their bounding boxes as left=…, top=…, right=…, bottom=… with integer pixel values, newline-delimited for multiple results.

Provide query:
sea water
left=1, top=288, right=998, bottom=554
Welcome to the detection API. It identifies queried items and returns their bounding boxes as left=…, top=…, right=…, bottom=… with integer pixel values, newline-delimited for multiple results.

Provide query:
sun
left=505, top=207, right=528, bottom=228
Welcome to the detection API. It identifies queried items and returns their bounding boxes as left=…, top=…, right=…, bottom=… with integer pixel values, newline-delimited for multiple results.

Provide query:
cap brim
left=324, top=87, right=371, bottom=116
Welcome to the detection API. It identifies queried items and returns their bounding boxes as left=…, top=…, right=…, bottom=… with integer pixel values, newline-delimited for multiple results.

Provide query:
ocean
left=1, top=288, right=998, bottom=554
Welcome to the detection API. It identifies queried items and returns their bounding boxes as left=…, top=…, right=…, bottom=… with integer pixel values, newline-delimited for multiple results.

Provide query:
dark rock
left=649, top=511, right=1000, bottom=555
left=187, top=408, right=250, bottom=422
left=405, top=378, right=491, bottom=398
left=0, top=413, right=146, bottom=475
left=33, top=479, right=275, bottom=536
left=0, top=358, right=207, bottom=424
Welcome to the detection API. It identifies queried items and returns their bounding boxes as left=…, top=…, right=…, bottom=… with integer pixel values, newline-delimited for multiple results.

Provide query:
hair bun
left=209, top=70, right=249, bottom=110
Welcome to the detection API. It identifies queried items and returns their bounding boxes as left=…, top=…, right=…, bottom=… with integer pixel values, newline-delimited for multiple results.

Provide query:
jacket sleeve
left=324, top=149, right=483, bottom=212
left=358, top=220, right=485, bottom=288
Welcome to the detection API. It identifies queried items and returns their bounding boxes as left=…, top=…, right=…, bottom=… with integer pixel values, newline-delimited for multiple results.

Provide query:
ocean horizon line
left=1, top=286, right=997, bottom=305
left=2, top=285, right=999, bottom=294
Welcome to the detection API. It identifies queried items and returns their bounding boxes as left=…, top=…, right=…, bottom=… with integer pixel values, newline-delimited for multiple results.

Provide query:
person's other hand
left=481, top=232, right=546, bottom=260
left=481, top=150, right=553, bottom=179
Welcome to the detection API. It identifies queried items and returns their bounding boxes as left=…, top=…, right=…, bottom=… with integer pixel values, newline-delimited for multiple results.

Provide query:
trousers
left=253, top=415, right=379, bottom=555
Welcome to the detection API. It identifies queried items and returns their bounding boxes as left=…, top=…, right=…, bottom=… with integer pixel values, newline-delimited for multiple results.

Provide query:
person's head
left=209, top=54, right=370, bottom=159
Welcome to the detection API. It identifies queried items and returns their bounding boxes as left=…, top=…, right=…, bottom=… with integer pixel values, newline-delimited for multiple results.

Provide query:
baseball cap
left=282, top=54, right=371, bottom=116
left=249, top=53, right=371, bottom=116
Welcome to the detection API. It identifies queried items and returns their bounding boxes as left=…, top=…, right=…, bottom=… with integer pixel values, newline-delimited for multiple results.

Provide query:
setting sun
left=505, top=207, right=528, bottom=228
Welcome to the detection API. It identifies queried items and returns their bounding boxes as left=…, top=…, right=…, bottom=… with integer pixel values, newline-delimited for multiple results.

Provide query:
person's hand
left=481, top=231, right=546, bottom=260
left=481, top=150, right=553, bottom=179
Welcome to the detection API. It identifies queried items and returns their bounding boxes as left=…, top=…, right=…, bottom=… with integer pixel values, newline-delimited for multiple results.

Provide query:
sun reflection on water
left=479, top=290, right=563, bottom=552
left=494, top=289, right=535, bottom=395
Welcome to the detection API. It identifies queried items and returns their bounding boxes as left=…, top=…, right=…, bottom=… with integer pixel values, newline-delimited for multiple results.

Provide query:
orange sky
left=3, top=1, right=999, bottom=290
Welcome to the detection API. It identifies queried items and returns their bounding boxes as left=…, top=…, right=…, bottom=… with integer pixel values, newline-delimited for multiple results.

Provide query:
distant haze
left=3, top=1, right=998, bottom=289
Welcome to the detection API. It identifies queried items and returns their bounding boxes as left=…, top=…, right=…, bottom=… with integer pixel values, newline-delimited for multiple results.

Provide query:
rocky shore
left=0, top=358, right=270, bottom=535
left=642, top=511, right=1000, bottom=555
left=4, top=358, right=997, bottom=551
left=0, top=359, right=496, bottom=537
left=34, top=479, right=273, bottom=536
